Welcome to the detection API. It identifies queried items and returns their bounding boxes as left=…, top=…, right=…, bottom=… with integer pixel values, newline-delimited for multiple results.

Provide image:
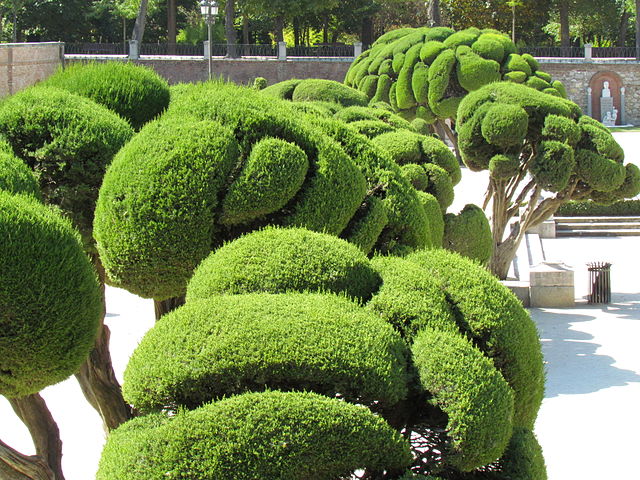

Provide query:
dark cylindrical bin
left=587, top=262, right=611, bottom=304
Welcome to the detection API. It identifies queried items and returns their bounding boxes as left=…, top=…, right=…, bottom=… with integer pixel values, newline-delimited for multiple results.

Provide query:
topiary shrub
left=186, top=227, right=381, bottom=302
left=0, top=86, right=133, bottom=240
left=265, top=78, right=369, bottom=107
left=0, top=191, right=101, bottom=397
left=94, top=83, right=367, bottom=300
left=98, top=391, right=413, bottom=480
left=423, top=163, right=454, bottom=212
left=123, top=292, right=408, bottom=412
left=412, top=327, right=514, bottom=471
left=0, top=141, right=41, bottom=200
left=43, top=62, right=170, bottom=130
left=417, top=191, right=445, bottom=247
left=260, top=78, right=303, bottom=99
left=556, top=198, right=640, bottom=216
left=345, top=27, right=566, bottom=126
left=252, top=76, right=267, bottom=90
left=443, top=204, right=493, bottom=265
left=405, top=248, right=544, bottom=430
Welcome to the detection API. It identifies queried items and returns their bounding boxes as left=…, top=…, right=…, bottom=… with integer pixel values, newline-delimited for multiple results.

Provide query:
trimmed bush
left=98, top=391, right=413, bottom=480
left=402, top=163, right=430, bottom=190
left=373, top=130, right=423, bottom=165
left=95, top=83, right=367, bottom=300
left=43, top=62, right=170, bottom=130
left=456, top=46, right=501, bottom=92
left=334, top=105, right=413, bottom=130
left=367, top=256, right=455, bottom=339
left=575, top=148, right=625, bottom=192
left=480, top=103, right=528, bottom=148
left=252, top=76, right=267, bottom=90
left=261, top=78, right=303, bottom=100
left=413, top=327, right=514, bottom=471
left=542, top=114, right=582, bottom=145
left=406, top=249, right=545, bottom=429
left=443, top=204, right=493, bottom=265
left=0, top=191, right=101, bottom=397
left=423, top=163, right=454, bottom=211
left=489, top=154, right=519, bottom=180
left=0, top=87, right=133, bottom=239
left=349, top=119, right=397, bottom=138
left=290, top=79, right=369, bottom=107
left=418, top=191, right=445, bottom=247
left=421, top=135, right=462, bottom=185
left=557, top=199, right=640, bottom=216
left=343, top=196, right=389, bottom=254
left=0, top=142, right=41, bottom=199
left=530, top=140, right=575, bottom=192
left=186, top=227, right=381, bottom=302
left=502, top=53, right=531, bottom=76
left=123, top=292, right=409, bottom=412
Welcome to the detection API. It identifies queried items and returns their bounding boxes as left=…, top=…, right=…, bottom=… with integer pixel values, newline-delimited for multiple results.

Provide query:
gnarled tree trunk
left=0, top=439, right=54, bottom=480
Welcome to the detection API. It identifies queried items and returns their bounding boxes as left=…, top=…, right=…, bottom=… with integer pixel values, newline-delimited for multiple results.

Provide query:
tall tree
left=131, top=0, right=149, bottom=42
left=225, top=0, right=238, bottom=57
left=428, top=0, right=441, bottom=26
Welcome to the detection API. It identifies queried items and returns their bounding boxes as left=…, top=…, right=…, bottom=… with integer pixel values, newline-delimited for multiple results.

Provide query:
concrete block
left=529, top=261, right=574, bottom=287
left=527, top=219, right=556, bottom=238
left=502, top=280, right=530, bottom=307
left=530, top=286, right=575, bottom=308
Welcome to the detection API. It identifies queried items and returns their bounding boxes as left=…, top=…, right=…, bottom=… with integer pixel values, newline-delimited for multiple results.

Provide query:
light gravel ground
left=1, top=133, right=639, bottom=479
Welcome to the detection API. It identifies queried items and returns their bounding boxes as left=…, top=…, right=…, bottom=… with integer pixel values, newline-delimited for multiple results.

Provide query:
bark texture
left=0, top=439, right=54, bottom=480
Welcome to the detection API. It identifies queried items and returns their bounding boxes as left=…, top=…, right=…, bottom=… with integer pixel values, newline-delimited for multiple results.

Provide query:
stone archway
left=589, top=71, right=623, bottom=125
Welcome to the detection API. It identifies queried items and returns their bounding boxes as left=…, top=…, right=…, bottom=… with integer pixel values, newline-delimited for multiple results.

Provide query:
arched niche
left=589, top=71, right=623, bottom=125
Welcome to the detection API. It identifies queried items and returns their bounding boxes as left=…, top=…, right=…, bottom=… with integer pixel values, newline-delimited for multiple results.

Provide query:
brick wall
left=0, top=42, right=63, bottom=97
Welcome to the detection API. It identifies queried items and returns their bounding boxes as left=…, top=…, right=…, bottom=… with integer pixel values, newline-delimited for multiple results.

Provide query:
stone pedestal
left=527, top=218, right=556, bottom=238
left=600, top=97, right=614, bottom=125
left=529, top=261, right=575, bottom=308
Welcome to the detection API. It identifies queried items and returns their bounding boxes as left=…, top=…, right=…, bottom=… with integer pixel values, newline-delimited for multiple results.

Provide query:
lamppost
left=200, top=0, right=219, bottom=80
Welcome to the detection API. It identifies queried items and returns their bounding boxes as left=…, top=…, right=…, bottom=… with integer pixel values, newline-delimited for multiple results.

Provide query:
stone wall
left=0, top=42, right=63, bottom=97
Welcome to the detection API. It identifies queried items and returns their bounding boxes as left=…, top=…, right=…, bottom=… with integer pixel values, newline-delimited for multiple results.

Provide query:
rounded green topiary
left=480, top=103, right=528, bottom=148
left=252, top=76, right=267, bottom=90
left=261, top=78, right=303, bottom=99
left=343, top=196, right=390, bottom=254
left=456, top=46, right=501, bottom=92
left=98, top=391, right=413, bottom=480
left=502, top=53, right=532, bottom=76
left=0, top=191, right=101, bottom=397
left=367, top=255, right=455, bottom=339
left=186, top=227, right=381, bottom=302
left=443, top=204, right=493, bottom=265
left=95, top=83, right=367, bottom=300
left=402, top=163, right=430, bottom=190
left=530, top=140, right=575, bottom=192
left=406, top=248, right=544, bottom=429
left=421, top=135, right=462, bottom=185
left=373, top=130, right=424, bottom=165
left=542, top=114, right=582, bottom=145
left=123, top=292, right=409, bottom=412
left=0, top=87, right=133, bottom=239
left=349, top=119, right=397, bottom=138
left=412, top=327, right=514, bottom=471
left=489, top=154, right=519, bottom=180
left=574, top=148, right=625, bottom=192
left=220, top=137, right=309, bottom=225
left=42, top=62, right=170, bottom=130
left=423, top=163, right=454, bottom=211
left=417, top=191, right=445, bottom=247
left=0, top=142, right=41, bottom=200
left=289, top=79, right=369, bottom=107
left=334, top=105, right=413, bottom=130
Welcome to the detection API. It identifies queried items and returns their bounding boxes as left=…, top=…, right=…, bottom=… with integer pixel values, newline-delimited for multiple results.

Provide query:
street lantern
left=200, top=0, right=219, bottom=80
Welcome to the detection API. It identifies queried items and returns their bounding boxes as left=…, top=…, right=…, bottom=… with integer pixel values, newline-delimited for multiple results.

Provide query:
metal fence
left=592, top=46, right=638, bottom=58
left=519, top=46, right=584, bottom=58
left=140, top=43, right=203, bottom=56
left=65, top=43, right=128, bottom=55
left=288, top=44, right=355, bottom=57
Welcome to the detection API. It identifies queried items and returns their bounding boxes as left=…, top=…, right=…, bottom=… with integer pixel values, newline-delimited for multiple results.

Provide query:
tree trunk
left=242, top=13, right=249, bottom=45
left=618, top=7, right=630, bottom=47
left=274, top=15, right=284, bottom=43
left=511, top=4, right=516, bottom=43
left=225, top=0, right=238, bottom=57
left=0, top=439, right=54, bottom=480
left=559, top=1, right=570, bottom=48
left=74, top=255, right=132, bottom=432
left=361, top=16, right=374, bottom=48
left=322, top=14, right=329, bottom=43
left=427, top=0, right=441, bottom=26
left=293, top=17, right=300, bottom=46
left=131, top=0, right=149, bottom=43
left=490, top=234, right=520, bottom=280
left=167, top=0, right=176, bottom=54
left=154, top=295, right=185, bottom=321
left=7, top=395, right=63, bottom=480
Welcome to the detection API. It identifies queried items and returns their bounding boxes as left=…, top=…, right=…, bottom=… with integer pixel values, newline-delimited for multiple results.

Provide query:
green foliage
left=480, top=103, right=528, bottom=148
left=575, top=148, right=625, bottom=192
left=443, top=204, right=493, bottom=265
left=95, top=83, right=367, bottom=300
left=406, top=249, right=545, bottom=429
left=372, top=74, right=393, bottom=104
left=542, top=114, right=582, bottom=145
left=123, top=292, right=409, bottom=412
left=443, top=28, right=481, bottom=49
left=556, top=199, right=640, bottom=216
left=261, top=78, right=303, bottom=100
left=290, top=79, right=369, bottom=107
left=343, top=196, right=389, bottom=254
left=220, top=138, right=309, bottom=225
left=373, top=130, right=423, bottom=165
left=0, top=86, right=133, bottom=240
left=489, top=154, right=519, bottom=180
left=423, top=163, right=454, bottom=212
left=412, top=327, right=514, bottom=471
left=420, top=41, right=447, bottom=65
left=98, top=391, right=413, bottom=480
left=428, top=48, right=460, bottom=118
left=186, top=227, right=381, bottom=302
left=471, top=36, right=505, bottom=62
left=526, top=75, right=552, bottom=91
left=412, top=63, right=430, bottom=105
left=0, top=191, right=101, bottom=397
left=417, top=191, right=445, bottom=247
left=521, top=53, right=540, bottom=73
left=482, top=428, right=547, bottom=480
left=402, top=163, right=429, bottom=191
left=530, top=140, right=575, bottom=192
left=43, top=62, right=170, bottom=130
left=348, top=119, right=396, bottom=138
left=367, top=256, right=455, bottom=339
left=502, top=70, right=527, bottom=83
left=0, top=143, right=40, bottom=200
left=502, top=53, right=531, bottom=76
left=421, top=136, right=461, bottom=185
left=253, top=76, right=268, bottom=90
left=334, top=106, right=413, bottom=130
left=456, top=46, right=501, bottom=92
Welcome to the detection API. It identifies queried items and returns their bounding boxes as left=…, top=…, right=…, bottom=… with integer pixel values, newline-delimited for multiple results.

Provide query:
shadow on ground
left=530, top=293, right=640, bottom=398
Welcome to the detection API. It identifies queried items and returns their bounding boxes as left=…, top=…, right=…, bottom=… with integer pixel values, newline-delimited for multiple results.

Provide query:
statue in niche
left=602, top=81, right=611, bottom=98
left=600, top=80, right=615, bottom=125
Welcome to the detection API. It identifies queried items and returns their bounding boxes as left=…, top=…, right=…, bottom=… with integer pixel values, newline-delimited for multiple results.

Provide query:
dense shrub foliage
left=43, top=62, right=170, bottom=130
left=0, top=141, right=41, bottom=199
left=556, top=198, right=640, bottom=216
left=104, top=227, right=545, bottom=478
left=123, top=292, right=409, bottom=412
left=263, top=78, right=369, bottom=107
left=443, top=204, right=493, bottom=265
left=345, top=27, right=566, bottom=122
left=98, top=391, right=413, bottom=480
left=0, top=87, right=133, bottom=240
left=0, top=191, right=101, bottom=397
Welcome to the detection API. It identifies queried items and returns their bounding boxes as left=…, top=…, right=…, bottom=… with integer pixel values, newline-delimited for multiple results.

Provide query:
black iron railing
left=519, top=46, right=584, bottom=58
left=140, top=43, right=204, bottom=56
left=65, top=43, right=128, bottom=55
left=288, top=44, right=355, bottom=57
left=592, top=46, right=638, bottom=58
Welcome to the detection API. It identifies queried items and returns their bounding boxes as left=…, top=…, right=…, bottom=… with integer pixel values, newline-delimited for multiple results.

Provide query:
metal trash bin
left=587, top=262, right=611, bottom=304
